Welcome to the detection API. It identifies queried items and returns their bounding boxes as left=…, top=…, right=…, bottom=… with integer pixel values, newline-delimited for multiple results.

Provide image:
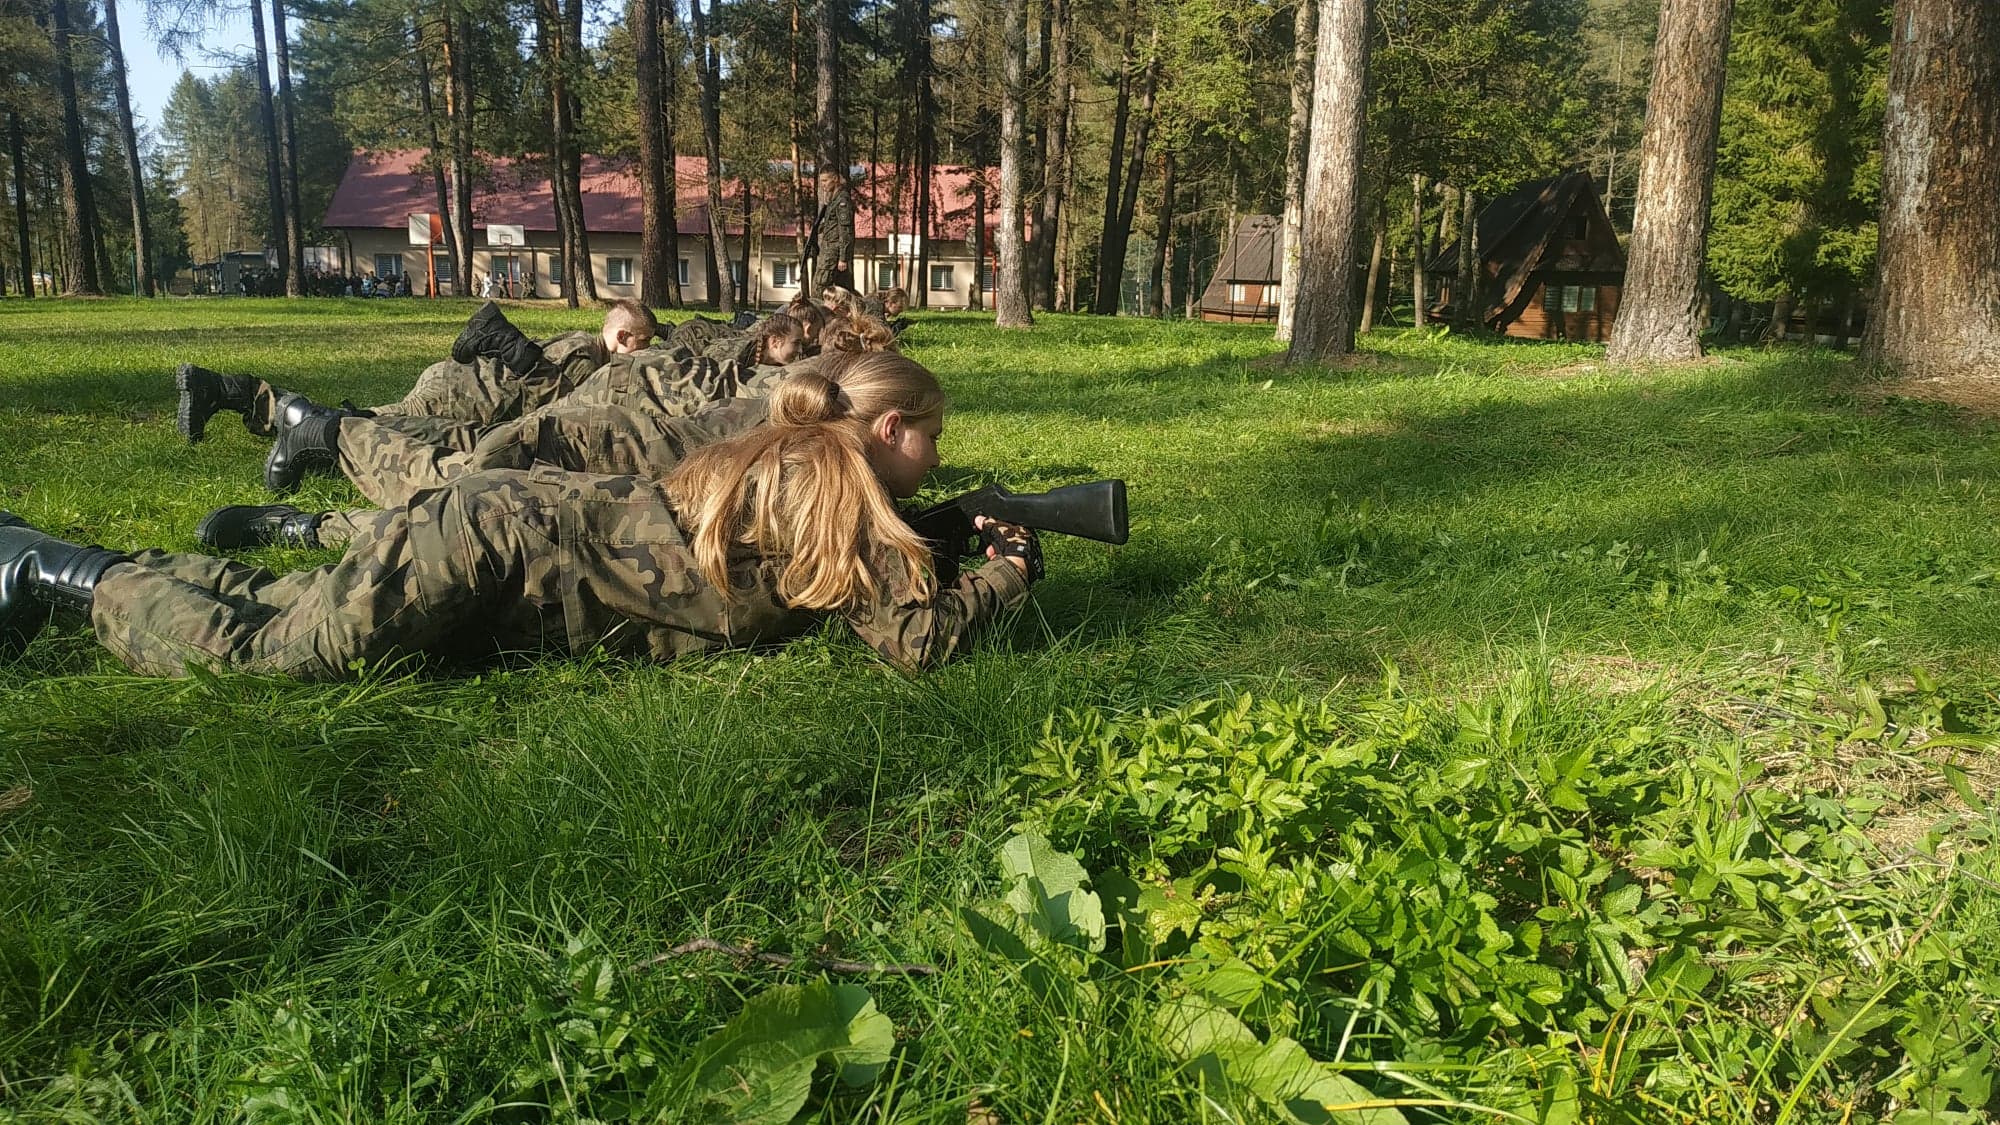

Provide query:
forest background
left=0, top=0, right=1884, bottom=341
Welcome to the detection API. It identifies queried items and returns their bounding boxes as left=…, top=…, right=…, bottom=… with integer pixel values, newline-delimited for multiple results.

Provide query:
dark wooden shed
left=1200, top=215, right=1283, bottom=323
left=1429, top=171, right=1625, bottom=342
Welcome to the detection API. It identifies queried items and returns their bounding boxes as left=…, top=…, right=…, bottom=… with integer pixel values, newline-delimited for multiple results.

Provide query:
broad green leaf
left=999, top=833, right=1106, bottom=953
left=1155, top=996, right=1407, bottom=1124
left=675, top=981, right=894, bottom=1124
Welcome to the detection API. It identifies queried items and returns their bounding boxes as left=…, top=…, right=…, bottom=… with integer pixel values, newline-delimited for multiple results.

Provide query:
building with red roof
left=321, top=149, right=1006, bottom=306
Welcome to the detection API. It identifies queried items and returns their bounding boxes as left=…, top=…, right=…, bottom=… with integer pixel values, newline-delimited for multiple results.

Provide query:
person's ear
left=873, top=409, right=903, bottom=446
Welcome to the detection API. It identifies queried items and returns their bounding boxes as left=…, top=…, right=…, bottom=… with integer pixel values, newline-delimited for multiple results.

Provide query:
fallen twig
left=633, top=938, right=938, bottom=977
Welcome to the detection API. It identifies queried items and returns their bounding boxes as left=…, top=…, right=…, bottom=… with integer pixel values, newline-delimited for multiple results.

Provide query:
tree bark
left=9, top=113, right=31, bottom=297
left=558, top=0, right=595, bottom=300
left=691, top=0, right=734, bottom=312
left=634, top=0, right=681, bottom=307
left=1145, top=151, right=1175, bottom=317
left=246, top=0, right=284, bottom=290
left=995, top=0, right=1033, bottom=326
left=1099, top=35, right=1160, bottom=314
left=1031, top=0, right=1071, bottom=310
left=102, top=0, right=155, bottom=295
left=1455, top=187, right=1477, bottom=329
left=272, top=0, right=305, bottom=295
left=1605, top=0, right=1734, bottom=363
left=440, top=5, right=475, bottom=296
left=814, top=0, right=854, bottom=290
left=51, top=0, right=102, bottom=295
left=1285, top=0, right=1369, bottom=364
left=1410, top=173, right=1427, bottom=326
left=1359, top=199, right=1385, bottom=332
left=1275, top=0, right=1316, bottom=341
left=1858, top=0, right=2000, bottom=381
left=912, top=0, right=935, bottom=308
left=1091, top=0, right=1137, bottom=314
left=416, top=23, right=456, bottom=296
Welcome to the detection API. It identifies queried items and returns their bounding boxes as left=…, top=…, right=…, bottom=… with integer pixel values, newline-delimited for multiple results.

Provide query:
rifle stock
left=905, top=480, right=1129, bottom=581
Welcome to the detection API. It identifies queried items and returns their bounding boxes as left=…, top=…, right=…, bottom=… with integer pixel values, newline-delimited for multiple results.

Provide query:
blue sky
left=126, top=4, right=258, bottom=138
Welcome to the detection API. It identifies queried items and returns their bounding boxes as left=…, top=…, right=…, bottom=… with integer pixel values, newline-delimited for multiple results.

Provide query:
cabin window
left=607, top=257, right=634, bottom=285
left=979, top=262, right=997, bottom=291
left=929, top=264, right=954, bottom=292
left=772, top=260, right=800, bottom=288
left=677, top=258, right=690, bottom=286
left=1229, top=282, right=1249, bottom=304
left=374, top=253, right=404, bottom=279
left=547, top=255, right=562, bottom=285
left=1544, top=284, right=1596, bottom=313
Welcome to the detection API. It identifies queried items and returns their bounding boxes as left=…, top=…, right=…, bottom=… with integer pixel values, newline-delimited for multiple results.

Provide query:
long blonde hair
left=664, top=351, right=945, bottom=610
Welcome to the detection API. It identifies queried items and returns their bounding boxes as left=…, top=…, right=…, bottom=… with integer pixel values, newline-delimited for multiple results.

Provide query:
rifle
left=904, top=480, right=1129, bottom=584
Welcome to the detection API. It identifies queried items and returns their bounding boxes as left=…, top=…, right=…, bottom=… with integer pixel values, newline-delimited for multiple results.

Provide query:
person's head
left=822, top=314, right=897, bottom=355
left=877, top=287, right=909, bottom=318
left=664, top=351, right=947, bottom=611
left=783, top=298, right=829, bottom=349
left=820, top=284, right=859, bottom=317
left=750, top=312, right=807, bottom=366
left=601, top=298, right=659, bottom=354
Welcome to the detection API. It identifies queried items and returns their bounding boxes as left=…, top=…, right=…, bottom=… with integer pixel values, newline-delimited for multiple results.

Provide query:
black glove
left=977, top=517, right=1044, bottom=583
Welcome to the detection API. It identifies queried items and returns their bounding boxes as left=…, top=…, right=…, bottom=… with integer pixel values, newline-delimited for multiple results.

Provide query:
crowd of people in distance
left=0, top=283, right=1046, bottom=681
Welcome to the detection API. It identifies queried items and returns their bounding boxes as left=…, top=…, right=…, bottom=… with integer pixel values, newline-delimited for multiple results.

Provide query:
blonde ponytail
left=664, top=351, right=946, bottom=610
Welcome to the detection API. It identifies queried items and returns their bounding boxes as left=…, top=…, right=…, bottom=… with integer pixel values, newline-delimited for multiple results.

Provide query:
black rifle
left=904, top=480, right=1129, bottom=584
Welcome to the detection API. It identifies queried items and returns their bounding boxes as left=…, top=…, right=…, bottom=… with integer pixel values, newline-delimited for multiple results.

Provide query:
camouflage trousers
left=239, top=334, right=606, bottom=436
left=90, top=468, right=757, bottom=680
left=311, top=399, right=771, bottom=546
left=667, top=316, right=735, bottom=353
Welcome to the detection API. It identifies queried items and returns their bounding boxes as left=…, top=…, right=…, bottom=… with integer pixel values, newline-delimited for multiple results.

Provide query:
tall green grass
left=1, top=300, right=1996, bottom=1121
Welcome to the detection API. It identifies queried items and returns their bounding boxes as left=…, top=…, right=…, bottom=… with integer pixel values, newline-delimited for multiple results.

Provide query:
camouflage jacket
left=564, top=348, right=804, bottom=417
left=420, top=465, right=1030, bottom=669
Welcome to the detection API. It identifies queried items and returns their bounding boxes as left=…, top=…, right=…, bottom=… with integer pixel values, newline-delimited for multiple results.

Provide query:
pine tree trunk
left=1859, top=0, right=2000, bottom=382
left=9, top=113, right=31, bottom=297
left=1146, top=151, right=1175, bottom=317
left=1091, top=0, right=1136, bottom=314
left=246, top=0, right=284, bottom=290
left=1102, top=37, right=1160, bottom=311
left=1605, top=0, right=1734, bottom=363
left=814, top=0, right=854, bottom=290
left=691, top=0, right=734, bottom=313
left=272, top=0, right=305, bottom=295
left=102, top=0, right=155, bottom=295
left=634, top=0, right=680, bottom=307
left=995, top=0, right=1033, bottom=326
left=440, top=6, right=474, bottom=296
left=1031, top=0, right=1071, bottom=311
left=1275, top=0, right=1316, bottom=341
left=790, top=0, right=809, bottom=282
left=559, top=0, right=595, bottom=300
left=1410, top=174, right=1426, bottom=326
left=1456, top=187, right=1478, bottom=329
left=50, top=0, right=101, bottom=295
left=913, top=0, right=935, bottom=309
left=416, top=25, right=457, bottom=297
left=1359, top=199, right=1385, bottom=332
left=970, top=175, right=985, bottom=311
left=1285, top=0, right=1368, bottom=364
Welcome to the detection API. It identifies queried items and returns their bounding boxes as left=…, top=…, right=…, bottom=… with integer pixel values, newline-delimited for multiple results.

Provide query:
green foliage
left=672, top=979, right=894, bottom=1123
left=1709, top=0, right=1888, bottom=306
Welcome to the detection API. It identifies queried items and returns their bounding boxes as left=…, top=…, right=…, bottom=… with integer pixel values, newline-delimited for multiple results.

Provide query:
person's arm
left=843, top=542, right=1032, bottom=670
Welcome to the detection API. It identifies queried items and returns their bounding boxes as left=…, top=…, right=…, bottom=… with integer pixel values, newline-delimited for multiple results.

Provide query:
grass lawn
left=2, top=298, right=1998, bottom=1122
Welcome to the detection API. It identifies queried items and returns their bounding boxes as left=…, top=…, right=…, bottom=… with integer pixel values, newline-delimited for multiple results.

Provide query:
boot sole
left=175, top=364, right=209, bottom=444
left=197, top=506, right=271, bottom=549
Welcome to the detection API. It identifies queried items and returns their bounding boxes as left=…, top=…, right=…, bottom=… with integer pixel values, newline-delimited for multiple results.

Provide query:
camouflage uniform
left=238, top=332, right=608, bottom=436
left=667, top=316, right=735, bottom=353
left=89, top=466, right=1031, bottom=680
left=331, top=398, right=769, bottom=513
left=562, top=347, right=761, bottom=418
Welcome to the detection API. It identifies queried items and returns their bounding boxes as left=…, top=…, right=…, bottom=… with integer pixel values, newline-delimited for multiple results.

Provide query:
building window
left=729, top=260, right=745, bottom=286
left=431, top=256, right=452, bottom=284
left=374, top=253, right=404, bottom=279
left=607, top=257, right=634, bottom=285
left=772, top=260, right=800, bottom=288
left=929, top=264, right=953, bottom=292
left=547, top=255, right=563, bottom=287
left=1229, top=282, right=1248, bottom=304
left=1543, top=284, right=1597, bottom=313
left=677, top=257, right=689, bottom=286
left=979, top=262, right=997, bottom=291
left=876, top=261, right=897, bottom=290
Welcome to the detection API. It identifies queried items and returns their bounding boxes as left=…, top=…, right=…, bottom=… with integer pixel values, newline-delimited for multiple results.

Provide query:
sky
left=124, top=5, right=258, bottom=139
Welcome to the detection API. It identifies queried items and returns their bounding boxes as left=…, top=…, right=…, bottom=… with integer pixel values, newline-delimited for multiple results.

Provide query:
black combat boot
left=0, top=513, right=129, bottom=654
left=196, top=504, right=327, bottom=550
left=175, top=363, right=263, bottom=443
left=451, top=300, right=545, bottom=373
left=263, top=395, right=350, bottom=494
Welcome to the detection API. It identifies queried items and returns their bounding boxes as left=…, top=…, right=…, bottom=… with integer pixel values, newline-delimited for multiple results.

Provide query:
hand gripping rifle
left=903, top=481, right=1129, bottom=584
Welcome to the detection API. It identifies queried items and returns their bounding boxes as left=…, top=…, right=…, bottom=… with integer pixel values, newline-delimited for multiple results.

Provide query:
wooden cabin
left=1200, top=215, right=1283, bottom=323
left=1429, top=171, right=1625, bottom=342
